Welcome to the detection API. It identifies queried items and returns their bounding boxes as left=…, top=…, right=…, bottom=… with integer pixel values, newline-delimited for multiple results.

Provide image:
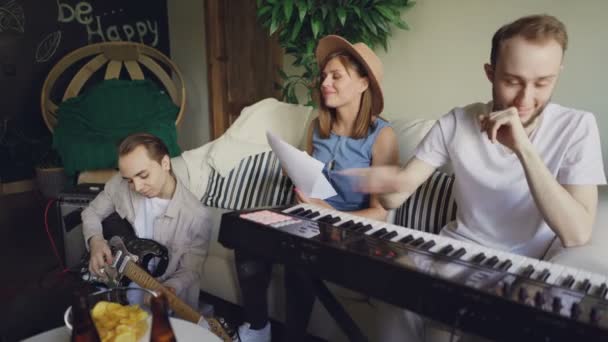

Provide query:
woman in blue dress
left=236, top=35, right=399, bottom=342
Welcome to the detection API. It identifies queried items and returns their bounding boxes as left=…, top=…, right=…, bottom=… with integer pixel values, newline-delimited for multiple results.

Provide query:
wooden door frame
left=204, top=0, right=227, bottom=140
left=204, top=0, right=283, bottom=140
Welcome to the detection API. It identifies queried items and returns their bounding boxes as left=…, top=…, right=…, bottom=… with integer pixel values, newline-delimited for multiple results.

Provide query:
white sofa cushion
left=395, top=171, right=457, bottom=234
left=202, top=151, right=295, bottom=210
left=206, top=98, right=313, bottom=177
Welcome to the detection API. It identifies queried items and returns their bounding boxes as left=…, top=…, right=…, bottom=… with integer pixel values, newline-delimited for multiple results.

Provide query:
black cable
left=449, top=307, right=468, bottom=342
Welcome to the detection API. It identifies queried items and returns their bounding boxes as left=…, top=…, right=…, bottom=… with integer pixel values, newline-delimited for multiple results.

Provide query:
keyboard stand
left=284, top=268, right=369, bottom=342
left=312, top=278, right=369, bottom=342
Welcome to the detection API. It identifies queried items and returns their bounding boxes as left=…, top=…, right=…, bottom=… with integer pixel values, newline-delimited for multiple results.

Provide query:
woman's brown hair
left=315, top=51, right=374, bottom=139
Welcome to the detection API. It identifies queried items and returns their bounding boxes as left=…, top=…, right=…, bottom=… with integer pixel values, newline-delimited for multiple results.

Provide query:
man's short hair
left=118, top=133, right=169, bottom=164
left=490, top=14, right=568, bottom=66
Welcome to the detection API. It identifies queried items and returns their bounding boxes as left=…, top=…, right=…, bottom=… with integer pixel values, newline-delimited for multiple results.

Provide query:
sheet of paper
left=266, top=131, right=337, bottom=200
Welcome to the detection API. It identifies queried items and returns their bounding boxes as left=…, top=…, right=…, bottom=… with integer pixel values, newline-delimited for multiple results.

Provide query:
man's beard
left=491, top=87, right=550, bottom=128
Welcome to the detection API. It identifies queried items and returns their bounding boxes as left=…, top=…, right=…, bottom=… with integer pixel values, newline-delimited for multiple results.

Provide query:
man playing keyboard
left=348, top=14, right=606, bottom=341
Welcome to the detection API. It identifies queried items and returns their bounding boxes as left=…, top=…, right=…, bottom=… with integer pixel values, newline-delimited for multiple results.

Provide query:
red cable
left=44, top=198, right=68, bottom=273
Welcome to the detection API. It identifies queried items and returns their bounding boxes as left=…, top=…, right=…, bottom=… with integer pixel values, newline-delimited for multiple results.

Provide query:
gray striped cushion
left=202, top=151, right=295, bottom=210
left=394, top=171, right=457, bottom=234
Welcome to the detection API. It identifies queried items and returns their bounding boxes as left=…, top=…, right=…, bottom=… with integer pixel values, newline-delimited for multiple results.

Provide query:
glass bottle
left=150, top=293, right=177, bottom=342
left=70, top=292, right=101, bottom=342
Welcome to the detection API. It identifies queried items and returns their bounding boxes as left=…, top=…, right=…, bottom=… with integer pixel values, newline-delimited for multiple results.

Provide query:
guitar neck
left=123, top=261, right=201, bottom=323
left=122, top=261, right=234, bottom=342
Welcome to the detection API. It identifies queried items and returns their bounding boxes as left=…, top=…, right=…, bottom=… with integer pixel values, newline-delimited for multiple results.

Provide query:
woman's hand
left=294, top=188, right=334, bottom=209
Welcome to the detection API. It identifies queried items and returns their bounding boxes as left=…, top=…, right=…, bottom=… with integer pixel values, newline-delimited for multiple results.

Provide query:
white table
left=23, top=317, right=222, bottom=342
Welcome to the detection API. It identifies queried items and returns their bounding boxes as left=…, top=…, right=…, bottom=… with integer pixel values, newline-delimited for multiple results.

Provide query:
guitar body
left=125, top=238, right=169, bottom=278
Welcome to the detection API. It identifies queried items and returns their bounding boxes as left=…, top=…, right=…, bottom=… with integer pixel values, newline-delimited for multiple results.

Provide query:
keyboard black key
left=411, top=237, right=425, bottom=247
left=298, top=209, right=312, bottom=217
left=438, top=245, right=454, bottom=255
left=371, top=228, right=388, bottom=238
left=289, top=207, right=305, bottom=215
left=420, top=240, right=436, bottom=250
left=380, top=231, right=398, bottom=241
left=339, top=220, right=355, bottom=229
left=326, top=216, right=341, bottom=224
left=305, top=211, right=321, bottom=219
left=485, top=256, right=499, bottom=267
left=498, top=259, right=513, bottom=271
left=399, top=235, right=414, bottom=244
left=349, top=222, right=365, bottom=231
left=579, top=279, right=591, bottom=293
left=522, top=265, right=535, bottom=278
left=537, top=269, right=551, bottom=282
left=562, top=275, right=575, bottom=288
left=450, top=247, right=467, bottom=259
left=472, top=253, right=486, bottom=263
left=357, top=224, right=374, bottom=234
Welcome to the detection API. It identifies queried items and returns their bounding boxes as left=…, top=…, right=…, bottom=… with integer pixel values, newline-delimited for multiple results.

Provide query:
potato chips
left=90, top=301, right=149, bottom=342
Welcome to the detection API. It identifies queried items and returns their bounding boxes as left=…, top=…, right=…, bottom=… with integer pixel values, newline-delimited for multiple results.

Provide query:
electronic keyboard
left=218, top=204, right=608, bottom=341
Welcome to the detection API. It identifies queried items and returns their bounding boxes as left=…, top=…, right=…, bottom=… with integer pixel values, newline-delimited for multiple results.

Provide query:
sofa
left=172, top=98, right=608, bottom=342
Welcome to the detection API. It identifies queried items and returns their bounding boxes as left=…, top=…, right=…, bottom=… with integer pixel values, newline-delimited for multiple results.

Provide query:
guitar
left=101, top=236, right=236, bottom=342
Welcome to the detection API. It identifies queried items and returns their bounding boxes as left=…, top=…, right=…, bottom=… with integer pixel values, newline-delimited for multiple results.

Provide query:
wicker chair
left=40, top=41, right=185, bottom=183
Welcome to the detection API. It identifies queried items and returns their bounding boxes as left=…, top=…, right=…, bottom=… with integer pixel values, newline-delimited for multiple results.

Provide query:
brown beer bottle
left=150, top=293, right=177, bottom=342
left=70, top=292, right=101, bottom=342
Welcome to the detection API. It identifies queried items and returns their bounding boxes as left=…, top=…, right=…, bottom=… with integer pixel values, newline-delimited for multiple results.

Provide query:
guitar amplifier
left=57, top=183, right=103, bottom=268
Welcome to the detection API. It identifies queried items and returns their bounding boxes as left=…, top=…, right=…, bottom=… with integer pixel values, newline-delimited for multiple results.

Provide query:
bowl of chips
left=65, top=287, right=157, bottom=342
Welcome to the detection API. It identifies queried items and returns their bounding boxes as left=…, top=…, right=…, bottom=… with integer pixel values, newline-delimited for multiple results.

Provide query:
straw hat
left=315, top=35, right=384, bottom=116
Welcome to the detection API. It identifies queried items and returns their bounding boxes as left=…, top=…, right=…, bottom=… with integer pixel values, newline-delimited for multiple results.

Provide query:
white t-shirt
left=128, top=197, right=170, bottom=303
left=134, top=197, right=171, bottom=240
left=415, top=102, right=606, bottom=258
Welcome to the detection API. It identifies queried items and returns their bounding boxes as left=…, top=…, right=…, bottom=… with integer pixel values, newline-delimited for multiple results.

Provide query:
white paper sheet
left=266, top=131, right=337, bottom=199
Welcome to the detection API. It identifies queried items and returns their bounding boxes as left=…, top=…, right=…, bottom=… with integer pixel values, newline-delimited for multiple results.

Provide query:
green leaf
left=257, top=5, right=272, bottom=19
left=290, top=16, right=304, bottom=41
left=277, top=68, right=288, bottom=80
left=283, top=0, right=294, bottom=21
left=361, top=13, right=377, bottom=35
left=311, top=14, right=321, bottom=38
left=337, top=7, right=347, bottom=26
left=267, top=0, right=276, bottom=4
left=352, top=6, right=361, bottom=18
left=306, top=40, right=315, bottom=54
left=395, top=18, right=410, bottom=30
left=381, top=36, right=389, bottom=51
left=375, top=5, right=396, bottom=21
left=371, top=11, right=387, bottom=32
left=269, top=5, right=281, bottom=35
left=270, top=19, right=280, bottom=35
left=296, top=0, right=308, bottom=22
left=321, top=5, right=328, bottom=20
left=256, top=0, right=264, bottom=8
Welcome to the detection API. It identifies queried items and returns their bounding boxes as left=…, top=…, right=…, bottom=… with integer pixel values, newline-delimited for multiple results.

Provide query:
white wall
left=167, top=0, right=210, bottom=150
left=376, top=0, right=608, bottom=171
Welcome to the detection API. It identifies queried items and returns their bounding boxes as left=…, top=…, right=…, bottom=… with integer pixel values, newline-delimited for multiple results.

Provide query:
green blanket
left=53, top=79, right=181, bottom=176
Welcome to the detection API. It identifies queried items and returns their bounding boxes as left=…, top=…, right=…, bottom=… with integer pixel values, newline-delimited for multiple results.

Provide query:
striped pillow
left=394, top=171, right=457, bottom=234
left=202, top=151, right=295, bottom=210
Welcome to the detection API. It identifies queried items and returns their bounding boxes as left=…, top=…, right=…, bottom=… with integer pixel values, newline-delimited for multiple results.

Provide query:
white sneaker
left=237, top=322, right=271, bottom=342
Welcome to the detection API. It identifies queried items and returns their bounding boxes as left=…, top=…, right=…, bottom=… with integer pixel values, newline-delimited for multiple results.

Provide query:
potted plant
left=256, top=0, right=415, bottom=104
left=35, top=144, right=68, bottom=198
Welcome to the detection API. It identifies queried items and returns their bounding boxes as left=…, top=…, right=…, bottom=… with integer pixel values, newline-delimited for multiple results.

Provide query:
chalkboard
left=0, top=0, right=170, bottom=183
